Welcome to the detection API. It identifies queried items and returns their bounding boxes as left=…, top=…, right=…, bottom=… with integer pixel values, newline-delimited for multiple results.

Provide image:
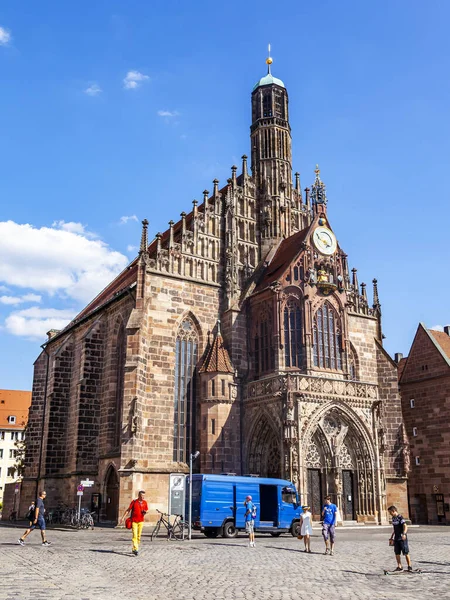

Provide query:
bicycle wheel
left=171, top=519, right=187, bottom=540
left=151, top=520, right=161, bottom=541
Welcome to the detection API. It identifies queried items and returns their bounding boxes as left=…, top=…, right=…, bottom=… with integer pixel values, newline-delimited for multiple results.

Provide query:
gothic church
left=22, top=56, right=409, bottom=524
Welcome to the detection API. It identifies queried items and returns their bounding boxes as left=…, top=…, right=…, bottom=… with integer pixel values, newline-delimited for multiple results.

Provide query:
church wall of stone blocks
left=21, top=57, right=409, bottom=524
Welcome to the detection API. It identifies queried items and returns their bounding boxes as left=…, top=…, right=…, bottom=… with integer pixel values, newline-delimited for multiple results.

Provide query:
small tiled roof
left=199, top=333, right=234, bottom=374
left=429, top=329, right=450, bottom=361
left=397, top=357, right=408, bottom=381
left=0, top=389, right=31, bottom=430
left=254, top=227, right=310, bottom=292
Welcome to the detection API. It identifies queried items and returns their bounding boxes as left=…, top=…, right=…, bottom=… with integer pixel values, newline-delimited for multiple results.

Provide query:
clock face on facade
left=312, top=226, right=337, bottom=256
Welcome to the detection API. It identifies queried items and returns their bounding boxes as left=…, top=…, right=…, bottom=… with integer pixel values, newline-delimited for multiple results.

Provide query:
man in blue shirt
left=321, top=496, right=338, bottom=555
left=18, top=490, right=51, bottom=546
left=244, top=495, right=256, bottom=548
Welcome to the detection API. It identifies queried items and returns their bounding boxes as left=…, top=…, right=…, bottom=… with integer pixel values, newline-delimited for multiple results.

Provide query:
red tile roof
left=254, top=227, right=310, bottom=292
left=0, top=390, right=31, bottom=429
left=397, top=357, right=408, bottom=381
left=429, top=330, right=450, bottom=361
left=199, top=334, right=234, bottom=373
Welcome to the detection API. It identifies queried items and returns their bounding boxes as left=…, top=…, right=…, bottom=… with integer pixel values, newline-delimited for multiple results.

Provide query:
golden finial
left=314, top=164, right=321, bottom=179
left=266, top=43, right=273, bottom=73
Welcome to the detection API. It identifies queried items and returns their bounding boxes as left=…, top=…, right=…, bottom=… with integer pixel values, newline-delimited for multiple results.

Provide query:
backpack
left=25, top=507, right=35, bottom=521
left=251, top=505, right=257, bottom=519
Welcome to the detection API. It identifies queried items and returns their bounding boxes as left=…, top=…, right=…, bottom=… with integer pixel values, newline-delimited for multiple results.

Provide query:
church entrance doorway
left=105, top=466, right=119, bottom=522
left=307, top=468, right=323, bottom=520
left=342, top=470, right=355, bottom=520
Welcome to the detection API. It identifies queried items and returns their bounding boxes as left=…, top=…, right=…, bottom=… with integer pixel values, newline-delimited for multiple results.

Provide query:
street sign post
left=77, top=484, right=84, bottom=520
left=81, top=479, right=94, bottom=487
left=168, top=473, right=186, bottom=523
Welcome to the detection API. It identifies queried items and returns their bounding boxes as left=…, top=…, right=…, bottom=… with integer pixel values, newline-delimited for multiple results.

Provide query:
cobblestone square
left=1, top=524, right=449, bottom=600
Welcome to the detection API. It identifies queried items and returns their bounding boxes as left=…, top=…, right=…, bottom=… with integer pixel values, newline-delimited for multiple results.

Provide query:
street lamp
left=188, top=450, right=200, bottom=540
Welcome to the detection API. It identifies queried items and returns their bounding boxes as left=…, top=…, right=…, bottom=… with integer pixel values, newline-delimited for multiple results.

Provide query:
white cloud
left=123, top=70, right=149, bottom=90
left=120, top=215, right=138, bottom=225
left=5, top=307, right=77, bottom=340
left=84, top=84, right=102, bottom=96
left=0, top=293, right=42, bottom=305
left=127, top=245, right=138, bottom=252
left=0, top=27, right=11, bottom=46
left=51, top=220, right=98, bottom=238
left=158, top=110, right=180, bottom=118
left=0, top=220, right=128, bottom=304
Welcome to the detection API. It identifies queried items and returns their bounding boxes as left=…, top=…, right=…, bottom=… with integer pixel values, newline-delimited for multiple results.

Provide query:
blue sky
left=1, top=1, right=449, bottom=390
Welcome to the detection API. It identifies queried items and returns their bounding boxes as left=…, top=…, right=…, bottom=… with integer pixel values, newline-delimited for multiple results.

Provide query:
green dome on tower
left=253, top=73, right=285, bottom=91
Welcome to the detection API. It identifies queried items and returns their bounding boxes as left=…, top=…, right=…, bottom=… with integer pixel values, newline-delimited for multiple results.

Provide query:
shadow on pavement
left=89, top=549, right=134, bottom=557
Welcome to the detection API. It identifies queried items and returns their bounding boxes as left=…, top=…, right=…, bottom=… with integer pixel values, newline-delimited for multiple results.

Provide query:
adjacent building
left=0, top=389, right=31, bottom=506
left=21, top=56, right=409, bottom=524
left=397, top=324, right=450, bottom=524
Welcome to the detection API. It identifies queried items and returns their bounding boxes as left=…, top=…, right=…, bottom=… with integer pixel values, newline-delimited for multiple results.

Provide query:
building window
left=283, top=298, right=303, bottom=368
left=114, top=324, right=126, bottom=449
left=415, top=457, right=420, bottom=466
left=0, top=449, right=3, bottom=458
left=313, top=302, right=342, bottom=370
left=173, top=317, right=198, bottom=463
left=7, top=467, right=15, bottom=478
left=412, top=427, right=418, bottom=437
left=211, top=419, right=216, bottom=435
left=211, top=380, right=215, bottom=397
left=254, top=308, right=274, bottom=376
left=0, top=431, right=4, bottom=440
left=7, top=416, right=16, bottom=424
left=263, top=93, right=272, bottom=118
left=410, top=399, right=415, bottom=408
left=221, top=379, right=226, bottom=396
left=10, top=431, right=19, bottom=441
left=9, top=449, right=17, bottom=459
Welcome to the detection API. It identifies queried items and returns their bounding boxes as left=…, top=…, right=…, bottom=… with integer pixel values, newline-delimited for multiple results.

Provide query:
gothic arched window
left=283, top=298, right=303, bottom=368
left=254, top=308, right=274, bottom=376
left=173, top=317, right=198, bottom=463
left=263, top=93, right=272, bottom=118
left=313, top=302, right=342, bottom=370
left=114, top=323, right=126, bottom=449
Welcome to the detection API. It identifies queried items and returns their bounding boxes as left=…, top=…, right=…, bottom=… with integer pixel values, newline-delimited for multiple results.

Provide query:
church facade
left=21, top=58, right=409, bottom=524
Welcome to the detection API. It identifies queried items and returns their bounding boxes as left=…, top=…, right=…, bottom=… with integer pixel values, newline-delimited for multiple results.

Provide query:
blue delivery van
left=187, top=474, right=303, bottom=538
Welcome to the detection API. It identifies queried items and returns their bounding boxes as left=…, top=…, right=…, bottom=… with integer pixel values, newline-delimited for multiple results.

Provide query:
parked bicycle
left=150, top=509, right=188, bottom=541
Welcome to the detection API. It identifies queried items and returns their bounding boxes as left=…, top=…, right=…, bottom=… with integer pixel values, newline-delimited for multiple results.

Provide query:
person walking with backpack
left=244, top=495, right=256, bottom=548
left=119, top=490, right=148, bottom=556
left=18, top=490, right=51, bottom=546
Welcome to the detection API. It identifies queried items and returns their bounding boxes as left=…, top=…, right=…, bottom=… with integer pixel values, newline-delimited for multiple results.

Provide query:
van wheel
left=270, top=532, right=282, bottom=537
left=222, top=521, right=238, bottom=538
left=204, top=528, right=219, bottom=538
left=291, top=521, right=301, bottom=537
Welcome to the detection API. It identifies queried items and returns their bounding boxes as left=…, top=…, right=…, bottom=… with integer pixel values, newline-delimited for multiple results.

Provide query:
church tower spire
left=251, top=45, right=293, bottom=254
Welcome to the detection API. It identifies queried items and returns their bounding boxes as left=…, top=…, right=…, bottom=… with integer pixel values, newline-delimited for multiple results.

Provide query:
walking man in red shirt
left=120, top=490, right=148, bottom=556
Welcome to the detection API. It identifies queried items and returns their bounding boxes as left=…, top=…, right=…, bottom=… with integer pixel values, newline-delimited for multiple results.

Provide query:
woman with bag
left=299, top=505, right=313, bottom=553
left=119, top=490, right=148, bottom=556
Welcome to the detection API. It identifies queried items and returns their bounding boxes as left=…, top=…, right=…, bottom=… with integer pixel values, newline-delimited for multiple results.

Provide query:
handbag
left=126, top=500, right=135, bottom=529
left=297, top=534, right=303, bottom=540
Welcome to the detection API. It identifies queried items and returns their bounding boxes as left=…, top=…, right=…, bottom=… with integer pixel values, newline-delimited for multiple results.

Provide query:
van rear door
left=235, top=483, right=260, bottom=529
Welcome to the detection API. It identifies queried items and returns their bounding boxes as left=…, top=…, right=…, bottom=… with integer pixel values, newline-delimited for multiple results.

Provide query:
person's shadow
left=89, top=549, right=134, bottom=557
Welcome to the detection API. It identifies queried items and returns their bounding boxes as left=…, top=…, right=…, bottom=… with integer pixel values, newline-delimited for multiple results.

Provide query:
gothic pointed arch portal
left=303, top=407, right=377, bottom=522
left=104, top=464, right=120, bottom=523
left=247, top=416, right=282, bottom=479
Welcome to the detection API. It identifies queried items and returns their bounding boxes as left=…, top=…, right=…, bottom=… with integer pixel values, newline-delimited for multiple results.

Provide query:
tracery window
left=283, top=298, right=303, bottom=368
left=254, top=308, right=274, bottom=376
left=263, top=93, right=272, bottom=117
left=313, top=302, right=342, bottom=370
left=173, top=317, right=198, bottom=463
